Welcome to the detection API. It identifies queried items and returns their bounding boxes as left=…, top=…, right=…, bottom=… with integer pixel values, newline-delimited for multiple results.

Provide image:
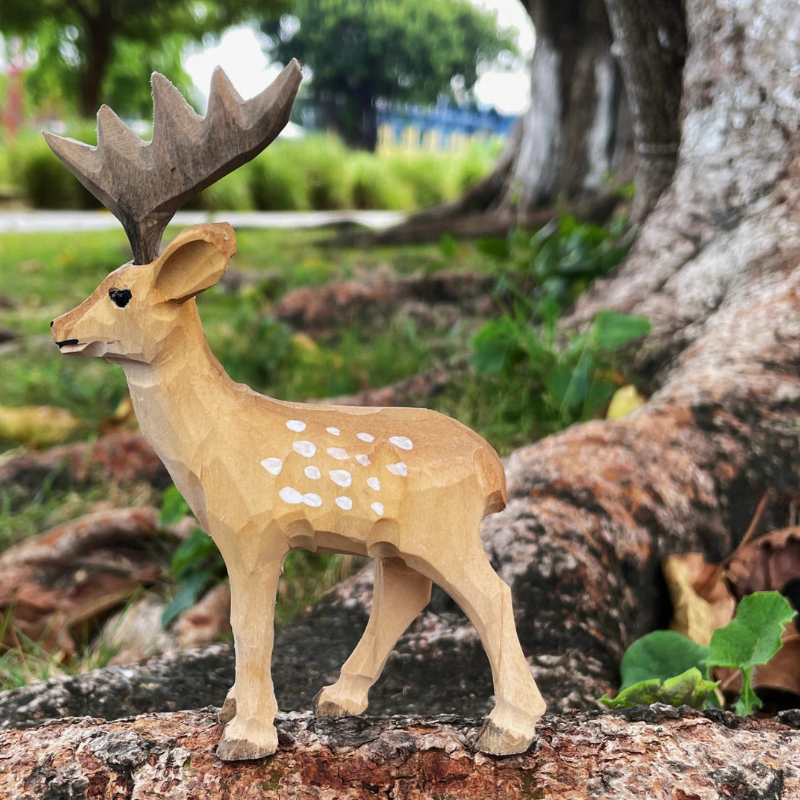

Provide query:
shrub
left=349, top=153, right=415, bottom=210
left=292, top=135, right=354, bottom=210
left=10, top=127, right=101, bottom=210
left=386, top=153, right=460, bottom=208
left=190, top=170, right=254, bottom=212
left=5, top=127, right=498, bottom=212
left=249, top=150, right=311, bottom=211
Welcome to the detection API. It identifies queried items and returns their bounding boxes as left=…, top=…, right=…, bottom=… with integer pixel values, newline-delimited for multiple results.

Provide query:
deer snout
left=51, top=313, right=82, bottom=353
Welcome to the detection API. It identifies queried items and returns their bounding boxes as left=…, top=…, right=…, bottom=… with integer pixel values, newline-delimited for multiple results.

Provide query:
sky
left=184, top=0, right=535, bottom=117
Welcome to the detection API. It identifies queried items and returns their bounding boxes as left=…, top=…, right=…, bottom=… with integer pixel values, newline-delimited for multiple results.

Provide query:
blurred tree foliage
left=0, top=0, right=289, bottom=118
left=265, top=0, right=517, bottom=149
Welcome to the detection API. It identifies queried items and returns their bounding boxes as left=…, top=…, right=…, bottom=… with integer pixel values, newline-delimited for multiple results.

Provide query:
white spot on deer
left=371, top=502, right=385, bottom=516
left=294, top=440, right=316, bottom=458
left=357, top=432, right=374, bottom=442
left=326, top=427, right=340, bottom=436
left=286, top=420, right=306, bottom=432
left=260, top=457, right=283, bottom=476
left=367, top=477, right=381, bottom=491
left=327, top=447, right=349, bottom=460
left=355, top=454, right=371, bottom=467
left=389, top=436, right=413, bottom=450
left=304, top=466, right=321, bottom=480
left=335, top=496, right=353, bottom=510
left=330, top=469, right=352, bottom=487
left=387, top=462, right=408, bottom=477
left=279, top=487, right=303, bottom=504
left=303, top=493, right=322, bottom=508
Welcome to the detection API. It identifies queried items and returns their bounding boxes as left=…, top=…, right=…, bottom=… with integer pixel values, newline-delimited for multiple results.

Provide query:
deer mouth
left=56, top=339, right=86, bottom=354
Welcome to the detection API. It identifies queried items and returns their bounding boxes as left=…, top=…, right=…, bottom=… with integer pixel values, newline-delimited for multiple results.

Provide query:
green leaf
left=160, top=485, right=191, bottom=526
left=170, top=527, right=221, bottom=579
left=593, top=312, right=651, bottom=350
left=601, top=667, right=718, bottom=710
left=161, top=572, right=212, bottom=629
left=439, top=234, right=458, bottom=258
left=581, top=381, right=617, bottom=419
left=474, top=237, right=510, bottom=260
left=619, top=630, right=710, bottom=689
left=707, top=591, right=796, bottom=670
left=547, top=353, right=594, bottom=412
left=470, top=318, right=520, bottom=375
left=706, top=591, right=796, bottom=715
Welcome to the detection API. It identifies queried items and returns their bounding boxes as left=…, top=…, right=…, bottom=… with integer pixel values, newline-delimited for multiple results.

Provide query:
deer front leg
left=217, top=556, right=283, bottom=761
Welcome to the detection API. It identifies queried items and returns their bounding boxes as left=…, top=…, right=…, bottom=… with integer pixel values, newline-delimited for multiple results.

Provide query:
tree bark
left=0, top=433, right=169, bottom=506
left=501, top=0, right=628, bottom=210
left=603, top=0, right=687, bottom=220
left=1, top=707, right=798, bottom=799
left=377, top=0, right=688, bottom=241
left=79, top=9, right=114, bottom=118
left=375, top=0, right=632, bottom=242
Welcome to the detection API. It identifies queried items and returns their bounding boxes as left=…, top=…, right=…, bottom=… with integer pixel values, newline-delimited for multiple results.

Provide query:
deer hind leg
left=315, top=556, right=432, bottom=718
left=418, top=541, right=546, bottom=756
left=218, top=683, right=236, bottom=724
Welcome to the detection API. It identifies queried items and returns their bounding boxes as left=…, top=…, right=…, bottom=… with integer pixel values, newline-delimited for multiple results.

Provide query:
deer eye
left=109, top=289, right=132, bottom=308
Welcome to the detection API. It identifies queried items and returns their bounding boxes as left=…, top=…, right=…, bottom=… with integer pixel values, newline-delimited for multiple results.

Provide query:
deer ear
left=153, top=223, right=236, bottom=302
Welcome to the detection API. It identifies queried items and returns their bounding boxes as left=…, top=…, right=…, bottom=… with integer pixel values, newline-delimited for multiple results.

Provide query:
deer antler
left=44, top=60, right=303, bottom=264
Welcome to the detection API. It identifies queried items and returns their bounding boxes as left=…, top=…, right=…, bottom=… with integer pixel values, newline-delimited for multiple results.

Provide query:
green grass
left=0, top=227, right=495, bottom=436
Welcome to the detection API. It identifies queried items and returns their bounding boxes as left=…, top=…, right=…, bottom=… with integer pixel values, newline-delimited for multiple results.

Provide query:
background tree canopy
left=265, top=0, right=518, bottom=149
left=0, top=0, right=289, bottom=118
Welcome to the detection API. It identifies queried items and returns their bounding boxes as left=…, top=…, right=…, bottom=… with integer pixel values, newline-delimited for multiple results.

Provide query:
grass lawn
left=0, top=225, right=494, bottom=434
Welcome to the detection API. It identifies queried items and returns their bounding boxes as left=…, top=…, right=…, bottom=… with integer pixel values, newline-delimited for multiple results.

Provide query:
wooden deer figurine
left=47, top=60, right=546, bottom=759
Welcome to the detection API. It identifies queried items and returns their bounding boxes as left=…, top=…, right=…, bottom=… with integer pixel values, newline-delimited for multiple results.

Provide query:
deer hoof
left=217, top=720, right=277, bottom=761
left=218, top=695, right=237, bottom=724
left=314, top=685, right=368, bottom=718
left=475, top=703, right=540, bottom=756
left=474, top=718, right=533, bottom=756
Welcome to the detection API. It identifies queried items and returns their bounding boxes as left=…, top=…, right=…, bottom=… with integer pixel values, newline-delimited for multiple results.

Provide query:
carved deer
left=47, top=61, right=546, bottom=759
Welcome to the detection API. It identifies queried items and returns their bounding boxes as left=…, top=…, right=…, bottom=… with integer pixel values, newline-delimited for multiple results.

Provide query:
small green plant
left=476, top=215, right=632, bottom=317
left=601, top=668, right=719, bottom=710
left=601, top=591, right=796, bottom=714
left=159, top=486, right=226, bottom=629
left=468, top=306, right=650, bottom=440
left=706, top=591, right=796, bottom=715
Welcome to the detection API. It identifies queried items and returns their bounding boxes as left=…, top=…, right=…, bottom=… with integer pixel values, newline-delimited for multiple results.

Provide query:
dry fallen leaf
left=725, top=526, right=800, bottom=600
left=663, top=553, right=736, bottom=645
left=100, top=395, right=139, bottom=435
left=0, top=405, right=82, bottom=447
left=606, top=385, right=646, bottom=420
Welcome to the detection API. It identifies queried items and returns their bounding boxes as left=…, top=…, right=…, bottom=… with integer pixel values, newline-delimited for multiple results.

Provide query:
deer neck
left=120, top=301, right=242, bottom=467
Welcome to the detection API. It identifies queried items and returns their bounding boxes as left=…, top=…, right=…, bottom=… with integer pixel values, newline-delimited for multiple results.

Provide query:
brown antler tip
left=96, top=105, right=146, bottom=159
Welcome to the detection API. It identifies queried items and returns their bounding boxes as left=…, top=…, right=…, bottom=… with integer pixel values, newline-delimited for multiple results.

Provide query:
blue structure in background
left=376, top=103, right=519, bottom=154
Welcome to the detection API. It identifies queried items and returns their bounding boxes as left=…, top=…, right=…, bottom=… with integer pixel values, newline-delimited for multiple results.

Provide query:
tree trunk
left=376, top=0, right=688, bottom=242
left=375, top=0, right=631, bottom=243
left=603, top=0, right=687, bottom=220
left=78, top=14, right=114, bottom=118
left=1, top=707, right=798, bottom=798
left=499, top=0, right=628, bottom=210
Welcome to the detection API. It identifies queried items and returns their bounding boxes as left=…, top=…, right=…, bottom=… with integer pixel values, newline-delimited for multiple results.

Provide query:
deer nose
left=50, top=320, right=54, bottom=328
